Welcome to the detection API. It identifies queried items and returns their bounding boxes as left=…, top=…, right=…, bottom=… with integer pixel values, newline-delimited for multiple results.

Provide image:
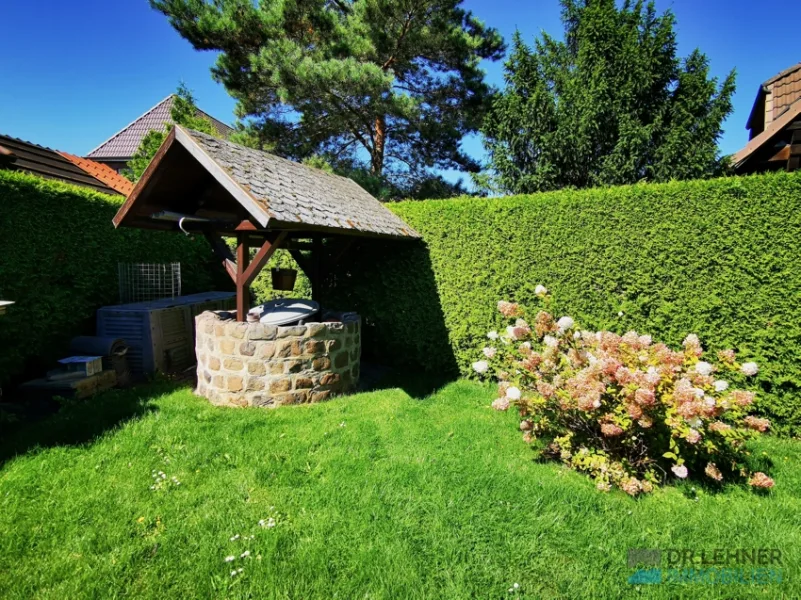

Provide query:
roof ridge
left=180, top=126, right=365, bottom=189
left=763, top=61, right=801, bottom=88
left=86, top=94, right=176, bottom=156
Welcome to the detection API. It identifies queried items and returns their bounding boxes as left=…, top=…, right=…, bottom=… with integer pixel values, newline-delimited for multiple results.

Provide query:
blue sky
left=1, top=0, right=798, bottom=172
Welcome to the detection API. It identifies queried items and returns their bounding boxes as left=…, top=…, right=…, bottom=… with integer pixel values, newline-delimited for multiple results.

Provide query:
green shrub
left=331, top=171, right=801, bottom=435
left=0, top=170, right=230, bottom=387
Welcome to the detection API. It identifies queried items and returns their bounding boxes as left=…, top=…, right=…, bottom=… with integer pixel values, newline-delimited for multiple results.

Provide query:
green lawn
left=0, top=379, right=799, bottom=599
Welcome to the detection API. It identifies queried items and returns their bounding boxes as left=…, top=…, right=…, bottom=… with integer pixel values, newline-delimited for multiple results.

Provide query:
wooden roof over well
left=113, top=126, right=419, bottom=239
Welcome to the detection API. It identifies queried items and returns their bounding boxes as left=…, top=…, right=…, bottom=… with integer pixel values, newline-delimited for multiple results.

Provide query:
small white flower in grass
left=671, top=465, right=688, bottom=479
left=505, top=387, right=521, bottom=401
left=240, top=551, right=250, bottom=558
left=231, top=570, right=238, bottom=577
left=339, top=422, right=346, bottom=428
left=535, top=284, right=548, bottom=297
left=513, top=583, right=520, bottom=590
left=472, top=360, right=489, bottom=374
left=237, top=568, right=243, bottom=574
left=695, top=361, right=713, bottom=376
left=487, top=330, right=499, bottom=340
left=259, top=518, right=276, bottom=528
left=741, top=362, right=759, bottom=376
left=556, top=316, right=574, bottom=333
left=714, top=380, right=729, bottom=392
left=230, top=534, right=240, bottom=541
left=224, top=555, right=235, bottom=563
left=482, top=346, right=496, bottom=359
left=618, top=311, right=624, bottom=317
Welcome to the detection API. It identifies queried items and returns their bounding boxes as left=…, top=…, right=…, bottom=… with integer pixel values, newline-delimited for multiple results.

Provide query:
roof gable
left=732, top=98, right=801, bottom=169
left=86, top=95, right=234, bottom=160
left=114, top=126, right=419, bottom=239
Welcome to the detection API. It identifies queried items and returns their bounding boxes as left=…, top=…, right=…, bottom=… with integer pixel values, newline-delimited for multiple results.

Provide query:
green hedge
left=331, top=171, right=801, bottom=435
left=0, top=170, right=229, bottom=387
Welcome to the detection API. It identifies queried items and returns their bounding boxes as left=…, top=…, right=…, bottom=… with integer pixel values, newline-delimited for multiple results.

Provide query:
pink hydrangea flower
left=491, top=397, right=510, bottom=411
left=498, top=301, right=522, bottom=318
left=744, top=416, right=770, bottom=432
left=705, top=463, right=723, bottom=481
left=748, top=472, right=774, bottom=489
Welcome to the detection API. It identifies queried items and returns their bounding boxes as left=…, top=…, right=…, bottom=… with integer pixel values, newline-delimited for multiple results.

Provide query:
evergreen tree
left=124, top=84, right=219, bottom=182
left=149, top=0, right=504, bottom=197
left=480, top=0, right=736, bottom=194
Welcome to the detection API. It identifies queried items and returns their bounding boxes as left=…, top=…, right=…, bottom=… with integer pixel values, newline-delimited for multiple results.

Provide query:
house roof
left=746, top=61, right=801, bottom=132
left=0, top=133, right=124, bottom=195
left=86, top=95, right=234, bottom=160
left=58, top=152, right=134, bottom=196
left=114, top=126, right=420, bottom=239
left=732, top=98, right=801, bottom=169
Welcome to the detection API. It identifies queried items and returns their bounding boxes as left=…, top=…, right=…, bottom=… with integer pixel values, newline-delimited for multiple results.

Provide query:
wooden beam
left=113, top=127, right=177, bottom=228
left=242, top=231, right=287, bottom=288
left=204, top=233, right=237, bottom=283
left=235, top=233, right=251, bottom=321
left=288, top=249, right=311, bottom=275
left=311, top=236, right=322, bottom=302
left=789, top=131, right=801, bottom=172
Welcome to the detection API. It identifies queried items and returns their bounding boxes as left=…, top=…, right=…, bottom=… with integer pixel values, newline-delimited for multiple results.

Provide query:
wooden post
left=311, top=235, right=322, bottom=303
left=789, top=130, right=801, bottom=172
left=235, top=232, right=250, bottom=321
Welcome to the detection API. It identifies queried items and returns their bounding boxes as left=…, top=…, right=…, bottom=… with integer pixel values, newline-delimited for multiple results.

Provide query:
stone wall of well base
left=195, top=310, right=360, bottom=408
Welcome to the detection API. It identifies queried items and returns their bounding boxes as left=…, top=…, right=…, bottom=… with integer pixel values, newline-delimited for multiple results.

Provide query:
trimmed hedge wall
left=332, top=171, right=801, bottom=435
left=0, top=170, right=229, bottom=387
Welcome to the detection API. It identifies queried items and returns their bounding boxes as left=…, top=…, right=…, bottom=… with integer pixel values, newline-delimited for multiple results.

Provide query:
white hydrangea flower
left=482, top=346, right=496, bottom=359
left=487, top=330, right=499, bottom=340
left=713, top=380, right=729, bottom=392
left=543, top=335, right=558, bottom=348
left=556, top=316, right=574, bottom=332
left=695, top=361, right=713, bottom=376
left=472, top=360, right=489, bottom=374
left=741, top=362, right=759, bottom=376
left=535, top=285, right=548, bottom=296
left=505, top=386, right=521, bottom=400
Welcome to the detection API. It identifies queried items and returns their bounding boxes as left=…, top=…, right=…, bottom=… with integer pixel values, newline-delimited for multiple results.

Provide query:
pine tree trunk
left=371, top=115, right=386, bottom=175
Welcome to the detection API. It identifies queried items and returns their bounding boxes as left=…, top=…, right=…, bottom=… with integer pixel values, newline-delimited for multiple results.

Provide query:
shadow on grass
left=0, top=381, right=182, bottom=468
left=357, top=362, right=456, bottom=399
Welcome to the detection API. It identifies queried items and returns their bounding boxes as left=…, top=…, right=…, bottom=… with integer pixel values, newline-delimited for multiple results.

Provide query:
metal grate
left=118, top=263, right=181, bottom=304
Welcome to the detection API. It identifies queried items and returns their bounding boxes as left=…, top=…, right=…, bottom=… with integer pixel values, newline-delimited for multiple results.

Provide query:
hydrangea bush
left=475, top=288, right=774, bottom=496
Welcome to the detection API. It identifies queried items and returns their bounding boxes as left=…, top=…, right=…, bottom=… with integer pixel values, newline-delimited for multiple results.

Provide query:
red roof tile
left=58, top=152, right=134, bottom=196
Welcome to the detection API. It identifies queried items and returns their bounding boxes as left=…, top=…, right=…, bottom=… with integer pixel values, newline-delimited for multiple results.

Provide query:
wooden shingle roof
left=113, top=126, right=419, bottom=239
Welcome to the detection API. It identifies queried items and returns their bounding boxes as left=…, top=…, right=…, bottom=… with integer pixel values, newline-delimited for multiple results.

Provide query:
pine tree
left=149, top=0, right=504, bottom=198
left=480, top=0, right=736, bottom=194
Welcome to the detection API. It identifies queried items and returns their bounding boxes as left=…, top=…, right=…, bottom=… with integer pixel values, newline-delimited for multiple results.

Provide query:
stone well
left=194, top=310, right=360, bottom=408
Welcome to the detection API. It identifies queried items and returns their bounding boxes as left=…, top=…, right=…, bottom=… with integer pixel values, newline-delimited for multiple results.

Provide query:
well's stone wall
left=195, top=310, right=360, bottom=408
